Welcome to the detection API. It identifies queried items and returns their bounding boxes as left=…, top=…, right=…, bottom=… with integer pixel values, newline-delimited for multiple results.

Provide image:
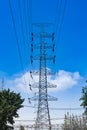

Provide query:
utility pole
left=30, top=23, right=57, bottom=130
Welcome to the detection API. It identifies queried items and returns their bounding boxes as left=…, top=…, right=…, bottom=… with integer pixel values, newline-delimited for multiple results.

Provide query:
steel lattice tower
left=30, top=23, right=57, bottom=130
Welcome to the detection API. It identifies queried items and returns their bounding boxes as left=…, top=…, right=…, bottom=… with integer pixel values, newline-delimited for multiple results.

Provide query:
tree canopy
left=80, top=81, right=87, bottom=115
left=0, top=89, right=24, bottom=130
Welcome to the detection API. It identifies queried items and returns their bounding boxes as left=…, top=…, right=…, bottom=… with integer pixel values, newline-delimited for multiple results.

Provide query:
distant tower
left=30, top=23, right=57, bottom=130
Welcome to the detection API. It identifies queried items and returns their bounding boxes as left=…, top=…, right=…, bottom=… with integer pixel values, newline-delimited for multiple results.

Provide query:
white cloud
left=47, top=70, right=81, bottom=91
left=1, top=70, right=83, bottom=122
left=4, top=70, right=82, bottom=93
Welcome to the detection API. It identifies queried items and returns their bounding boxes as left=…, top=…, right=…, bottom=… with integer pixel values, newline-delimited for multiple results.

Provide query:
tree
left=80, top=81, right=87, bottom=115
left=0, top=89, right=24, bottom=130
left=62, top=113, right=86, bottom=130
left=80, top=81, right=87, bottom=130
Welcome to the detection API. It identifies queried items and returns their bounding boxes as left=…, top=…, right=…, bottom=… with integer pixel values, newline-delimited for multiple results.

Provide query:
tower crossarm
left=31, top=82, right=57, bottom=88
left=31, top=94, right=57, bottom=101
left=29, top=70, right=56, bottom=75
left=31, top=55, right=55, bottom=61
left=31, top=44, right=55, bottom=49
left=31, top=32, right=53, bottom=38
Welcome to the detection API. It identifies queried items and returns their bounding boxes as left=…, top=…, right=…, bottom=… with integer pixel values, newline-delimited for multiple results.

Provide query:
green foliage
left=0, top=89, right=24, bottom=130
left=80, top=81, right=87, bottom=115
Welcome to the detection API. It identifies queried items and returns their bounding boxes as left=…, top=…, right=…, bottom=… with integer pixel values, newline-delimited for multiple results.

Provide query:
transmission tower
left=30, top=23, right=57, bottom=130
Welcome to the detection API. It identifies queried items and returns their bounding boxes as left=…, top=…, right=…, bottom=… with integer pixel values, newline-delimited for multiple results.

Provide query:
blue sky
left=0, top=0, right=87, bottom=124
left=0, top=0, right=87, bottom=76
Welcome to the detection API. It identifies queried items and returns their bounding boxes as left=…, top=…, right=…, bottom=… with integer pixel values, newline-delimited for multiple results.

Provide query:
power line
left=18, top=0, right=28, bottom=66
left=54, top=0, right=67, bottom=59
left=23, top=0, right=28, bottom=41
left=14, top=118, right=64, bottom=122
left=9, top=0, right=24, bottom=71
left=15, top=115, right=85, bottom=122
left=54, top=0, right=62, bottom=36
left=21, top=0, right=34, bottom=94
left=9, top=0, right=30, bottom=100
left=28, top=0, right=32, bottom=32
left=56, top=0, right=67, bottom=41
left=26, top=0, right=32, bottom=42
left=24, top=105, right=84, bottom=110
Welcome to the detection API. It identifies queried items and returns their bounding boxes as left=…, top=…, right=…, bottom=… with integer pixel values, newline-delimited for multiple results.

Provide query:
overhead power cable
left=54, top=0, right=67, bottom=57
left=28, top=0, right=32, bottom=61
left=56, top=0, right=67, bottom=41
left=24, top=105, right=84, bottom=110
left=54, top=0, right=62, bottom=36
left=28, top=0, right=32, bottom=33
left=14, top=118, right=64, bottom=122
left=15, top=114, right=85, bottom=122
left=23, top=0, right=28, bottom=41
left=9, top=0, right=24, bottom=70
left=18, top=0, right=28, bottom=65
left=9, top=0, right=30, bottom=99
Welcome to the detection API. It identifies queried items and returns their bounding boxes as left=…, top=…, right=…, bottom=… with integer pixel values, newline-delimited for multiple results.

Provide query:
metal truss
left=30, top=23, right=57, bottom=130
